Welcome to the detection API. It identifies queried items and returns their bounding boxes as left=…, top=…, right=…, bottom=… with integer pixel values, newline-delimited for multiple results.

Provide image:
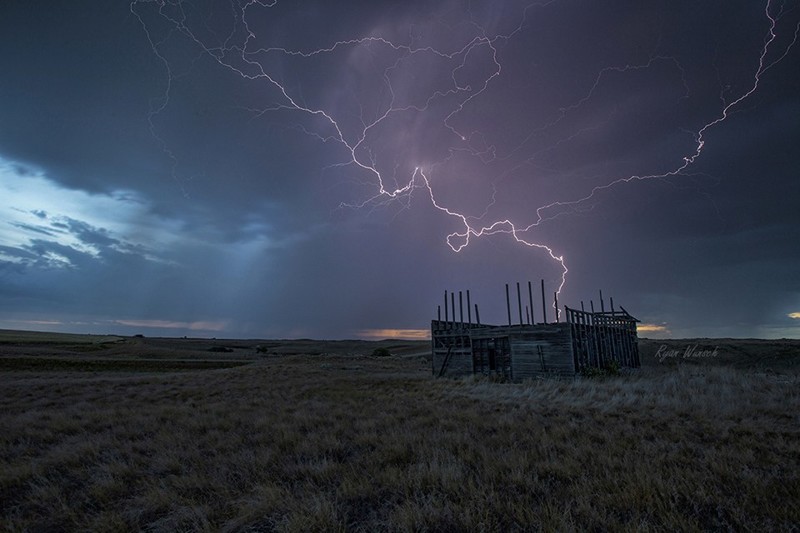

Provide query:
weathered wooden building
left=432, top=282, right=640, bottom=379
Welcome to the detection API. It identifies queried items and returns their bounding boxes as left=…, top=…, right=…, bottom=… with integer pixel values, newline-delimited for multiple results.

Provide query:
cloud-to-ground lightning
left=131, top=0, right=800, bottom=320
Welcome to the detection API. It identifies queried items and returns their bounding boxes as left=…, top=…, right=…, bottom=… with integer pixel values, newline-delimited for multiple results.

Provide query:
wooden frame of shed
left=431, top=283, right=640, bottom=380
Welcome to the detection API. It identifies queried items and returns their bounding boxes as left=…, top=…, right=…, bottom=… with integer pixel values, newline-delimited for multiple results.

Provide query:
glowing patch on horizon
left=114, top=319, right=229, bottom=331
left=357, top=329, right=431, bottom=340
left=7, top=319, right=65, bottom=326
left=637, top=323, right=669, bottom=333
left=788, top=312, right=800, bottom=319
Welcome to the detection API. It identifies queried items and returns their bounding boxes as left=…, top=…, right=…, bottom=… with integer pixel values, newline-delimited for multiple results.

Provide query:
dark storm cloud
left=60, top=218, right=121, bottom=251
left=10, top=222, right=59, bottom=238
left=0, top=244, right=37, bottom=264
left=0, top=0, right=798, bottom=338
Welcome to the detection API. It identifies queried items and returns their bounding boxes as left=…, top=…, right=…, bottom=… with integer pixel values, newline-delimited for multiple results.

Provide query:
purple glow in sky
left=1, top=1, right=799, bottom=339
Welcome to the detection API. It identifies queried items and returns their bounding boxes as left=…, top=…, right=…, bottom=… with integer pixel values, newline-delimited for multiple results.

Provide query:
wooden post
left=581, top=300, right=585, bottom=312
left=526, top=306, right=530, bottom=326
left=451, top=292, right=456, bottom=329
left=467, top=290, right=472, bottom=325
left=459, top=291, right=464, bottom=325
left=590, top=300, right=595, bottom=313
left=516, top=282, right=523, bottom=326
left=610, top=296, right=615, bottom=315
left=505, top=283, right=511, bottom=326
left=554, top=292, right=559, bottom=322
left=475, top=304, right=481, bottom=326
left=622, top=319, right=631, bottom=367
left=528, top=281, right=535, bottom=325
left=444, top=291, right=449, bottom=323
left=541, top=279, right=547, bottom=324
left=599, top=289, right=609, bottom=366
left=437, top=305, right=441, bottom=322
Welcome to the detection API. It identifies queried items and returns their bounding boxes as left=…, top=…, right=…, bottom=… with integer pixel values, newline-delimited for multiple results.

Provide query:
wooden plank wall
left=469, top=324, right=575, bottom=379
left=510, top=325, right=575, bottom=378
left=565, top=307, right=640, bottom=371
left=471, top=336, right=513, bottom=379
left=431, top=320, right=479, bottom=377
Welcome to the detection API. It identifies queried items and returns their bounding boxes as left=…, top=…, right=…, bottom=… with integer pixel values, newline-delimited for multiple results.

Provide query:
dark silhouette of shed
left=432, top=281, right=640, bottom=379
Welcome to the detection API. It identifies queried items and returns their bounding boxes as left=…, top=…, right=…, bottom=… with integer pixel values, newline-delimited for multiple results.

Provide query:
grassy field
left=1, top=331, right=798, bottom=531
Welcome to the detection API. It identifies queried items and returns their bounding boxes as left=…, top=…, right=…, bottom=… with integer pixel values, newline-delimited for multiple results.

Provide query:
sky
left=1, top=0, right=799, bottom=340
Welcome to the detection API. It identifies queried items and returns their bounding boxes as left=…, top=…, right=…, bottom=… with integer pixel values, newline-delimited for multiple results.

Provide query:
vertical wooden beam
left=437, top=305, right=441, bottom=322
left=581, top=300, right=585, bottom=312
left=516, top=282, right=523, bottom=326
left=624, top=322, right=632, bottom=367
left=467, top=290, right=472, bottom=325
left=553, top=292, right=559, bottom=322
left=475, top=304, right=481, bottom=326
left=541, top=279, right=547, bottom=324
left=444, top=291, right=449, bottom=323
left=505, top=283, right=511, bottom=326
left=451, top=292, right=456, bottom=329
left=600, top=290, right=605, bottom=313
left=526, top=306, right=530, bottom=326
left=459, top=291, right=464, bottom=324
left=528, top=281, right=535, bottom=325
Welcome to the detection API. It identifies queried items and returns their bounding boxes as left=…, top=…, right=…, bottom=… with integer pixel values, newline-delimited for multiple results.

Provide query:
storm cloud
left=1, top=1, right=798, bottom=338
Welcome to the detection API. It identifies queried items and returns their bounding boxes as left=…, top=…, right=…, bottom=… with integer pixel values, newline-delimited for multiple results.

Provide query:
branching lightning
left=131, top=0, right=799, bottom=319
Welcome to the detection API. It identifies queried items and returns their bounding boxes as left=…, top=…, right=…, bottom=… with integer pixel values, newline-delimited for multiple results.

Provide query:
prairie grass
left=1, top=347, right=798, bottom=531
left=0, top=357, right=251, bottom=372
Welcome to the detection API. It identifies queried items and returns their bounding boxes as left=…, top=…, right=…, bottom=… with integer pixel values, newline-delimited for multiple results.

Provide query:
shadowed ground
left=1, top=330, right=798, bottom=531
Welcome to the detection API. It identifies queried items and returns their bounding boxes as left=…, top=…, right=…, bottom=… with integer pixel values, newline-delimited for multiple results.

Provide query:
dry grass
left=1, top=336, right=799, bottom=531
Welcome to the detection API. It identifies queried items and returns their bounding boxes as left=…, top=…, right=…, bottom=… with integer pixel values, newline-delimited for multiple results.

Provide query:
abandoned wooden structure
left=432, top=281, right=640, bottom=379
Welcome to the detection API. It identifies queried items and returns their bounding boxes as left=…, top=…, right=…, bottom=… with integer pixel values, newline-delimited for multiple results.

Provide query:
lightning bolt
left=131, top=0, right=799, bottom=320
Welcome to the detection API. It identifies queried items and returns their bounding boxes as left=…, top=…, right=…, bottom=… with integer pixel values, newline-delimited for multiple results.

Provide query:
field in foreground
left=1, top=332, right=799, bottom=531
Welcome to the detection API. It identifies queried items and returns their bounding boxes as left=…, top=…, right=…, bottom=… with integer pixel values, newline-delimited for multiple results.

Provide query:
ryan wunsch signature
left=655, top=344, right=720, bottom=362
